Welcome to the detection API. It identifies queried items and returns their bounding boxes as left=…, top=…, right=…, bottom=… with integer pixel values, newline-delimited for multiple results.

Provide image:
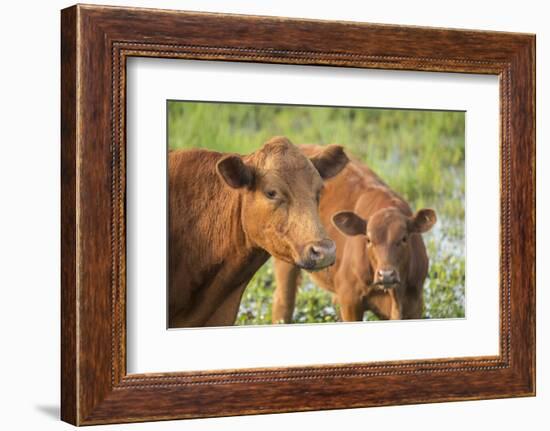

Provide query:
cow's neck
left=176, top=188, right=269, bottom=328
left=192, top=159, right=268, bottom=276
left=231, top=192, right=270, bottom=270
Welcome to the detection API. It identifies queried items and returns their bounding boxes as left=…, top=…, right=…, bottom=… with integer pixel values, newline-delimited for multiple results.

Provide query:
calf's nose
left=377, top=269, right=399, bottom=284
left=302, top=239, right=336, bottom=270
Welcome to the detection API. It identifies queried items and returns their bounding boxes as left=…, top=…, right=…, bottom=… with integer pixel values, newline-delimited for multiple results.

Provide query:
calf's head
left=332, top=207, right=436, bottom=287
left=216, top=136, right=348, bottom=271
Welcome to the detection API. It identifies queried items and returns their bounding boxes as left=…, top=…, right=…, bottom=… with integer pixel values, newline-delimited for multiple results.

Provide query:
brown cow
left=169, top=137, right=349, bottom=327
left=272, top=145, right=436, bottom=322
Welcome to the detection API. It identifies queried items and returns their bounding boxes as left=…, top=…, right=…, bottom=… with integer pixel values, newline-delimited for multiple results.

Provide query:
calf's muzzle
left=374, top=268, right=400, bottom=286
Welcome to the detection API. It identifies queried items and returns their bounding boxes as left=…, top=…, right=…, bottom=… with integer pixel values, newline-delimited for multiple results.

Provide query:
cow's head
left=332, top=207, right=436, bottom=287
left=216, top=136, right=348, bottom=271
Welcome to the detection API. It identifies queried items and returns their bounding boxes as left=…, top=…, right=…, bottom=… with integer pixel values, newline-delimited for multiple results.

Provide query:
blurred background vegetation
left=168, top=101, right=465, bottom=324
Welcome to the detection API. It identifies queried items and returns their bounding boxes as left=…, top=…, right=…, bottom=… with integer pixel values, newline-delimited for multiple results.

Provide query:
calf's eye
left=402, top=236, right=408, bottom=243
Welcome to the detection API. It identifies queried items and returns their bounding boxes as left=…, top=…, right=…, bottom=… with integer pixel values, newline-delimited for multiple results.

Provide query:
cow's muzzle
left=297, top=239, right=336, bottom=271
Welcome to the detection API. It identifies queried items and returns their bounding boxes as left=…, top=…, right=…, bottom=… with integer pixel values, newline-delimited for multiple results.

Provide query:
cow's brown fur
left=169, top=137, right=348, bottom=327
left=272, top=144, right=436, bottom=322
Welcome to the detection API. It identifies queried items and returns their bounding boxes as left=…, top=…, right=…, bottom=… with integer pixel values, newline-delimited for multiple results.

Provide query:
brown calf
left=169, top=137, right=349, bottom=327
left=272, top=145, right=436, bottom=322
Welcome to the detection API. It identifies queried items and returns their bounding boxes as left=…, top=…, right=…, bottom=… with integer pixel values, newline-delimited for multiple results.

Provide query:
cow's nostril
left=302, top=240, right=336, bottom=267
left=310, top=245, right=322, bottom=257
left=307, top=245, right=324, bottom=261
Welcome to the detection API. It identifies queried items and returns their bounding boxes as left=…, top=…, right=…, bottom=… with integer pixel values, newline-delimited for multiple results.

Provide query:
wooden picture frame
left=61, top=4, right=535, bottom=425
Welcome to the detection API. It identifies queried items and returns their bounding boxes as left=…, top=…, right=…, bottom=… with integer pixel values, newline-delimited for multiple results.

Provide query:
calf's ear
left=216, top=155, right=253, bottom=189
left=408, top=209, right=437, bottom=233
left=310, top=145, right=349, bottom=180
left=332, top=211, right=367, bottom=236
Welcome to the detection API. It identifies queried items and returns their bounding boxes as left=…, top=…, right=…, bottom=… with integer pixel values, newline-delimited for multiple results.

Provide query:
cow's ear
left=310, top=145, right=349, bottom=180
left=216, top=155, right=253, bottom=189
left=408, top=209, right=437, bottom=233
left=332, top=211, right=367, bottom=236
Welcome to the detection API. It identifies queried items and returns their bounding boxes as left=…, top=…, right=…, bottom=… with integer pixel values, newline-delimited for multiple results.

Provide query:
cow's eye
left=366, top=237, right=372, bottom=246
left=265, top=190, right=278, bottom=200
left=402, top=236, right=408, bottom=243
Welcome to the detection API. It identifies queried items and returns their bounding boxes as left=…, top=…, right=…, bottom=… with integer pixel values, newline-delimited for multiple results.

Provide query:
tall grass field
left=168, top=101, right=465, bottom=324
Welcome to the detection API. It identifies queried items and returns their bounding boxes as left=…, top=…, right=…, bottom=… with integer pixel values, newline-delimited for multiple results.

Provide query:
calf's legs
left=366, top=285, right=423, bottom=320
left=336, top=287, right=365, bottom=321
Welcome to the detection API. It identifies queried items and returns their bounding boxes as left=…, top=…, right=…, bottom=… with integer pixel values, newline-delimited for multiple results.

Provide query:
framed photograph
left=61, top=4, right=535, bottom=425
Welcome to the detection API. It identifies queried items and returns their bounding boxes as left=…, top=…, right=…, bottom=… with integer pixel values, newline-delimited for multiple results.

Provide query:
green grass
left=168, top=101, right=466, bottom=323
